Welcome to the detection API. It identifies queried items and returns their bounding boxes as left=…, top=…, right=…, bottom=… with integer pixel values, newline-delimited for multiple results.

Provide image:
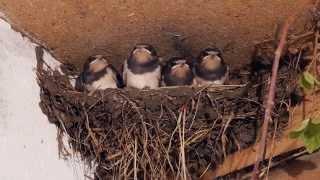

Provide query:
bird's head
left=198, top=48, right=224, bottom=71
left=168, top=58, right=192, bottom=78
left=129, top=44, right=158, bottom=65
left=82, top=55, right=110, bottom=83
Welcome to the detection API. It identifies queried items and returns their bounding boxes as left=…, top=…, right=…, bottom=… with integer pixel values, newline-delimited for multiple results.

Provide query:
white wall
left=0, top=19, right=86, bottom=180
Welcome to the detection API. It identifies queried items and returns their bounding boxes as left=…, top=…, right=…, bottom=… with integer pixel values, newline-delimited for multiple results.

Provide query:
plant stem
left=251, top=15, right=295, bottom=180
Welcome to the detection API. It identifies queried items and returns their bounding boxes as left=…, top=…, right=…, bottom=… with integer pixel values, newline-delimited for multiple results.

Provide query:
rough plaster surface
left=0, top=0, right=313, bottom=69
left=0, top=19, right=85, bottom=180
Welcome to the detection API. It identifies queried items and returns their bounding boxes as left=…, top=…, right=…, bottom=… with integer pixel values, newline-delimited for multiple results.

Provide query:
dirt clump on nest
left=36, top=34, right=311, bottom=179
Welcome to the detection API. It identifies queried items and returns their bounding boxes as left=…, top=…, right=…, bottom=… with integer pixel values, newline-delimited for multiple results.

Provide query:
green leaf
left=303, top=121, right=320, bottom=153
left=299, top=75, right=313, bottom=90
left=299, top=72, right=320, bottom=90
left=303, top=72, right=316, bottom=86
left=289, top=119, right=310, bottom=139
left=289, top=118, right=320, bottom=153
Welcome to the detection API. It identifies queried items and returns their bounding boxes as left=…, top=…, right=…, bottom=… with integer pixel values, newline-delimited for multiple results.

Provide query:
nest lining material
left=36, top=37, right=310, bottom=179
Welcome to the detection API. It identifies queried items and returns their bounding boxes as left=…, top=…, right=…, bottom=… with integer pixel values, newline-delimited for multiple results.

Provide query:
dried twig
left=251, top=16, right=296, bottom=180
left=221, top=113, right=235, bottom=159
left=265, top=119, right=279, bottom=179
left=178, top=106, right=188, bottom=180
left=134, top=137, right=138, bottom=180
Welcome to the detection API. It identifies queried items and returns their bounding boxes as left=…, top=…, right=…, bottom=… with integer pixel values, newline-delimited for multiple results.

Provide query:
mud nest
left=36, top=34, right=312, bottom=179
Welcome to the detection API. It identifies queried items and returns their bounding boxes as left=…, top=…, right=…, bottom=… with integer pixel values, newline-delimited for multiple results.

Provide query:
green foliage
left=299, top=72, right=320, bottom=90
left=289, top=118, right=320, bottom=153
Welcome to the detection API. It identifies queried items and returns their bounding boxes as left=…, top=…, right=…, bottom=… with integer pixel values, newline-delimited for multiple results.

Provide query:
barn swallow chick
left=162, top=57, right=194, bottom=86
left=193, top=48, right=229, bottom=85
left=75, top=55, right=124, bottom=92
left=123, top=44, right=161, bottom=89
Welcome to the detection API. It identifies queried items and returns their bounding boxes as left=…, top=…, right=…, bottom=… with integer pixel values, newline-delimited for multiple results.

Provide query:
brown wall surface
left=0, top=0, right=313, bottom=69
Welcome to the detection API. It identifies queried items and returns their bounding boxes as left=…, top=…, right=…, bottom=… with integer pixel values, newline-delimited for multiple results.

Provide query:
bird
left=193, top=48, right=229, bottom=85
left=75, top=55, right=124, bottom=92
left=162, top=57, right=194, bottom=86
left=123, top=44, right=161, bottom=89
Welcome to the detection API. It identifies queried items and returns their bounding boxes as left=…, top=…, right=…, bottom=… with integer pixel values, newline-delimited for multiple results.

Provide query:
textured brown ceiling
left=0, top=0, right=313, bottom=69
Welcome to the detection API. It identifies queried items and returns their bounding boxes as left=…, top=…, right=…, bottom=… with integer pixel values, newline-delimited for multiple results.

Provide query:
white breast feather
left=124, top=61, right=160, bottom=89
left=85, top=68, right=118, bottom=92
